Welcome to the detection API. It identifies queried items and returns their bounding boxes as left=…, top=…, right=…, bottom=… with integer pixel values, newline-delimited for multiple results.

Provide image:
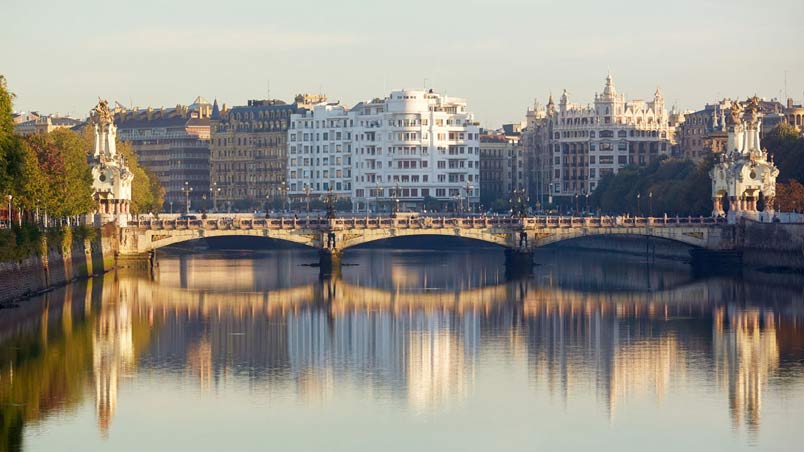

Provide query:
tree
left=590, top=157, right=713, bottom=216
left=21, top=129, right=93, bottom=218
left=764, top=123, right=804, bottom=182
left=776, top=180, right=804, bottom=212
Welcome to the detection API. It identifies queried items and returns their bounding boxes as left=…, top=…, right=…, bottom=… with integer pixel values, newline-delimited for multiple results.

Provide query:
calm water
left=1, top=246, right=803, bottom=451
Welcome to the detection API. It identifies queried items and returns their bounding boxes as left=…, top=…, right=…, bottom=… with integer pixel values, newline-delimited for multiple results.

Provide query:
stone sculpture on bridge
left=90, top=98, right=134, bottom=227
left=710, top=96, right=779, bottom=220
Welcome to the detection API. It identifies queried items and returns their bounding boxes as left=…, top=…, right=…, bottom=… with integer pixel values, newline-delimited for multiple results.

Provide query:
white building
left=287, top=89, right=481, bottom=212
left=546, top=74, right=673, bottom=199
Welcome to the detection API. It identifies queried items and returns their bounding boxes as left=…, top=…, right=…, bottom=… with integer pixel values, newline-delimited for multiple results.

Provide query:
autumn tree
left=776, top=180, right=804, bottom=212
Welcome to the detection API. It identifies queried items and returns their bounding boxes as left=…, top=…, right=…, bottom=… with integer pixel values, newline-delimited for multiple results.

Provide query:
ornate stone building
left=210, top=97, right=313, bottom=209
left=710, top=97, right=779, bottom=219
left=542, top=74, right=674, bottom=200
left=115, top=97, right=211, bottom=211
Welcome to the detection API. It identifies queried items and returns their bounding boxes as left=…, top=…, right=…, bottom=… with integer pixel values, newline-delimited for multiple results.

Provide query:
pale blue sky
left=2, top=0, right=803, bottom=127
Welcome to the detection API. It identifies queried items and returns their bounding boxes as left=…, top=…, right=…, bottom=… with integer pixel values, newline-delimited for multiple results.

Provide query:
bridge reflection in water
left=1, top=249, right=803, bottom=450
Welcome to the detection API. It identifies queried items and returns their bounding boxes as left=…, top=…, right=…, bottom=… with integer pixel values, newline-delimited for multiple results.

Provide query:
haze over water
left=1, top=246, right=803, bottom=451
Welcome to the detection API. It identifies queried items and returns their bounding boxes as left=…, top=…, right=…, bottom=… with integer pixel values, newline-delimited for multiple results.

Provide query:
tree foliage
left=22, top=129, right=94, bottom=217
left=764, top=123, right=804, bottom=183
left=590, top=156, right=713, bottom=216
left=776, top=180, right=804, bottom=212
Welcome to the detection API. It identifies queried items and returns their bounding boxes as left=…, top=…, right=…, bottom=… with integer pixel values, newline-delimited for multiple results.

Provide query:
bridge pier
left=504, top=248, right=533, bottom=278
left=319, top=249, right=342, bottom=278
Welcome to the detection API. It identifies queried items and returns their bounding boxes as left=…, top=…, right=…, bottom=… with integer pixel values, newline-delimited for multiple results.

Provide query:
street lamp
left=649, top=192, right=653, bottom=218
left=210, top=182, right=220, bottom=213
left=182, top=181, right=193, bottom=214
left=325, top=186, right=336, bottom=220
left=280, top=180, right=287, bottom=212
left=393, top=183, right=401, bottom=215
left=169, top=201, right=174, bottom=214
left=637, top=192, right=641, bottom=217
left=585, top=192, right=589, bottom=214
left=6, top=195, right=11, bottom=229
left=201, top=194, right=207, bottom=214
left=463, top=182, right=474, bottom=213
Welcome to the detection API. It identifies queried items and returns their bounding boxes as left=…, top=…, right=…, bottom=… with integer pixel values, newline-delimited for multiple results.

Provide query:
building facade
left=210, top=97, right=315, bottom=210
left=479, top=132, right=524, bottom=206
left=287, top=89, right=480, bottom=212
left=541, top=74, right=673, bottom=200
left=520, top=100, right=551, bottom=208
left=676, top=98, right=794, bottom=161
left=115, top=97, right=212, bottom=212
left=15, top=115, right=82, bottom=136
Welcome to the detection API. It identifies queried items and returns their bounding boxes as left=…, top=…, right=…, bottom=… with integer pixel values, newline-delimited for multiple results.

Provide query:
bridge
left=119, top=215, right=734, bottom=273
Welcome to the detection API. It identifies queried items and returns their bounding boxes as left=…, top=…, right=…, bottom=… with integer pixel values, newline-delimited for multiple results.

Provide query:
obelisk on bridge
left=89, top=99, right=134, bottom=227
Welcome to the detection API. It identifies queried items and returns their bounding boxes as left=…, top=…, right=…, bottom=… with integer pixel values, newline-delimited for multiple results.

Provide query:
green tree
left=764, top=123, right=804, bottom=182
left=22, top=129, right=93, bottom=218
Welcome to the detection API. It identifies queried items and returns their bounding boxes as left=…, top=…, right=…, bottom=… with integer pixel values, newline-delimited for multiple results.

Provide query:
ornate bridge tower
left=710, top=97, right=779, bottom=221
left=90, top=99, right=134, bottom=226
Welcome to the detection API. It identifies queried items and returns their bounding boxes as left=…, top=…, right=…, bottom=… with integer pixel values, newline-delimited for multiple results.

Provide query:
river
left=1, top=246, right=803, bottom=451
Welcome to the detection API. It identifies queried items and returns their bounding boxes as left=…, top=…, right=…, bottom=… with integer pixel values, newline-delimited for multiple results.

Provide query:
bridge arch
left=136, top=229, right=320, bottom=253
left=530, top=227, right=709, bottom=249
left=336, top=228, right=513, bottom=250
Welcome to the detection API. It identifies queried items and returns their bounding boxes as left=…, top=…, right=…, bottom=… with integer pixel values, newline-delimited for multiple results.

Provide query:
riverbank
left=0, top=225, right=117, bottom=304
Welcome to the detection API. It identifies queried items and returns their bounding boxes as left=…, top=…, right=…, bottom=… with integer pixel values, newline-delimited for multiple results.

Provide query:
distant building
left=529, top=74, right=674, bottom=202
left=115, top=97, right=212, bottom=211
left=677, top=98, right=790, bottom=161
left=784, top=98, right=804, bottom=134
left=520, top=100, right=551, bottom=208
left=15, top=114, right=82, bottom=136
left=287, top=89, right=480, bottom=212
left=479, top=131, right=524, bottom=206
left=209, top=95, right=323, bottom=210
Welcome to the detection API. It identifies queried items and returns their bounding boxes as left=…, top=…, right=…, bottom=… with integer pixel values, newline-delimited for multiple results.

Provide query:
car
left=177, top=214, right=198, bottom=221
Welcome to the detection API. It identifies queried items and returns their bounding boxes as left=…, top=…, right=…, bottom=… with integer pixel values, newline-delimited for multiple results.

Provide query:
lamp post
left=574, top=193, right=579, bottom=214
left=374, top=181, right=383, bottom=215
left=649, top=192, right=653, bottom=218
left=280, top=181, right=287, bottom=213
left=201, top=194, right=207, bottom=214
left=169, top=201, right=174, bottom=214
left=463, top=182, right=474, bottom=213
left=325, top=187, right=336, bottom=220
left=210, top=182, right=220, bottom=213
left=182, top=181, right=193, bottom=214
left=585, top=192, right=590, bottom=215
left=393, top=183, right=401, bottom=215
left=637, top=192, right=641, bottom=217
left=6, top=195, right=11, bottom=229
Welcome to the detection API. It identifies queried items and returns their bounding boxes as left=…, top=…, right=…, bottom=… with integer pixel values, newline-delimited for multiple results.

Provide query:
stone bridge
left=119, top=215, right=733, bottom=272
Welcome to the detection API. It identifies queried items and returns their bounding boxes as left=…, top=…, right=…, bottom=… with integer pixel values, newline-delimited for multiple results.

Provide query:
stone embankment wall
left=740, top=222, right=804, bottom=270
left=552, top=222, right=804, bottom=271
left=0, top=225, right=117, bottom=304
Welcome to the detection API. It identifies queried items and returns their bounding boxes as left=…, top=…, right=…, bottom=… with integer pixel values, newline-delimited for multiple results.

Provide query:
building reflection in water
left=0, top=248, right=803, bottom=449
left=713, top=307, right=780, bottom=432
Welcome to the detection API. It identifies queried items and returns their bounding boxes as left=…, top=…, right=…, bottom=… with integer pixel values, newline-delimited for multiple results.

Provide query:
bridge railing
left=126, top=215, right=720, bottom=230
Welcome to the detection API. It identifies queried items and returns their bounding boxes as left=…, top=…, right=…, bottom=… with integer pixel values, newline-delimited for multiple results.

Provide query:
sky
left=2, top=0, right=803, bottom=128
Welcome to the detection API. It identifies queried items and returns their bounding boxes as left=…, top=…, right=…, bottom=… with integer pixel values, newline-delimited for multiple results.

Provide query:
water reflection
left=1, top=249, right=803, bottom=451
